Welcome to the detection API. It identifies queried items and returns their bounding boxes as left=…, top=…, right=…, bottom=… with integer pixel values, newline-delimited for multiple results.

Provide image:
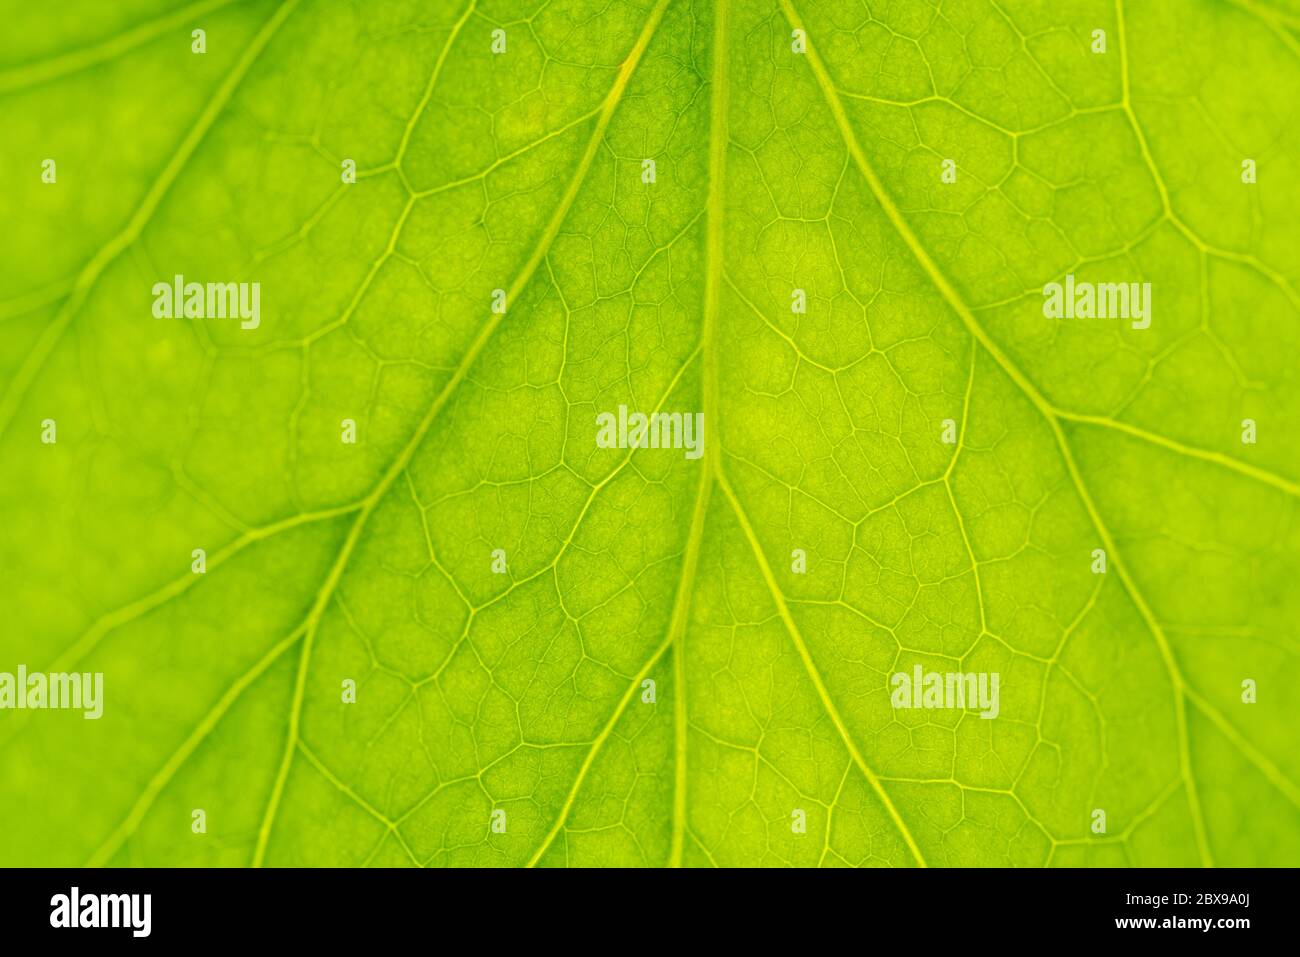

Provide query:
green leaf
left=2, top=0, right=1298, bottom=868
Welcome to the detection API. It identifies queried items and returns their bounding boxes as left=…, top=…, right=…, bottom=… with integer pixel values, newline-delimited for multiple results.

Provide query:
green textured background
left=1, top=0, right=1298, bottom=867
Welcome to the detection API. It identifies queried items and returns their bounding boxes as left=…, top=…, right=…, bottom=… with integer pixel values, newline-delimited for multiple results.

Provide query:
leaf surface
left=1, top=0, right=1298, bottom=867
